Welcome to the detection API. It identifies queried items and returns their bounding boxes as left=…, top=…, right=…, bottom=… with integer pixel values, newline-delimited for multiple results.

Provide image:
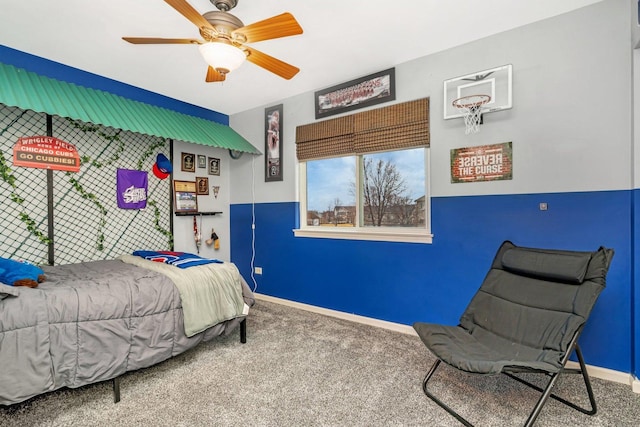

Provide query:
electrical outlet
left=255, top=267, right=263, bottom=275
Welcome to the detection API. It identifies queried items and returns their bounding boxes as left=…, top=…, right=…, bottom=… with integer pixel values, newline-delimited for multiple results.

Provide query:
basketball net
left=452, top=95, right=491, bottom=135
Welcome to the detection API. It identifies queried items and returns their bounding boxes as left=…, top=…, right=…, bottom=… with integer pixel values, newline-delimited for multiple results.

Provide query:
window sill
left=293, top=227, right=433, bottom=244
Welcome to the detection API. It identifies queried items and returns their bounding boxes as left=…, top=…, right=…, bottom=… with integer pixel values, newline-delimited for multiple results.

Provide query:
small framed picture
left=197, top=155, right=206, bottom=169
left=196, top=176, right=209, bottom=195
left=173, top=180, right=198, bottom=213
left=181, top=152, right=196, bottom=172
left=208, top=157, right=220, bottom=176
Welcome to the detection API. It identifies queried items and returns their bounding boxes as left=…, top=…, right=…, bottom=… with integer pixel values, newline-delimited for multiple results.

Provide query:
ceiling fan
left=123, top=0, right=303, bottom=82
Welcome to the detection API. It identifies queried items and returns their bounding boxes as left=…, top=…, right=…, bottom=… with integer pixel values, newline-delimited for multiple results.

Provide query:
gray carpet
left=1, top=299, right=639, bottom=426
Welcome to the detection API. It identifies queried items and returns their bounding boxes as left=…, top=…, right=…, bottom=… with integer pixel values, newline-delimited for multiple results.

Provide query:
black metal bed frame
left=111, top=318, right=247, bottom=403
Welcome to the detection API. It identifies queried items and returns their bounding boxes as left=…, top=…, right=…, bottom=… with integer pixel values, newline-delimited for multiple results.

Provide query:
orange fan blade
left=244, top=46, right=299, bottom=80
left=233, top=12, right=303, bottom=44
left=206, top=66, right=226, bottom=82
left=122, top=37, right=201, bottom=44
left=165, top=0, right=218, bottom=34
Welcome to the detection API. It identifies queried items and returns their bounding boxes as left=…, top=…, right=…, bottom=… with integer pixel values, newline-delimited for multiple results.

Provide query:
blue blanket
left=132, top=251, right=222, bottom=269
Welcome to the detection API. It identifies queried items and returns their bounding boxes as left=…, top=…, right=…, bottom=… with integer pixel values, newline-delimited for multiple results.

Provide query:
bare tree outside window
left=306, top=148, right=425, bottom=228
left=363, top=157, right=409, bottom=226
left=362, top=157, right=428, bottom=227
left=390, top=194, right=417, bottom=226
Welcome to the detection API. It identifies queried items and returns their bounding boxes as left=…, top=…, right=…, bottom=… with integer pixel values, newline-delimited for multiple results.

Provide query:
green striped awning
left=0, top=62, right=260, bottom=154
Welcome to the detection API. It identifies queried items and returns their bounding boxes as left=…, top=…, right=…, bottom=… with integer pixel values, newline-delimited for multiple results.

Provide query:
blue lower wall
left=231, top=190, right=632, bottom=374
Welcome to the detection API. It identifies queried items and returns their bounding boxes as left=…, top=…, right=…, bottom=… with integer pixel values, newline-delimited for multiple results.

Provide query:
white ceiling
left=1, top=0, right=602, bottom=116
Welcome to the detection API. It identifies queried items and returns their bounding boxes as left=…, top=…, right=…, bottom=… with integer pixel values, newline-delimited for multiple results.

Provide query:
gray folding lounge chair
left=413, top=240, right=614, bottom=427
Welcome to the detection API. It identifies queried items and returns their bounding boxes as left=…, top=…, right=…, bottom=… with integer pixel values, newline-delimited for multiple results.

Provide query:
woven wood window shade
left=296, top=115, right=354, bottom=161
left=296, top=98, right=429, bottom=161
left=354, top=98, right=429, bottom=152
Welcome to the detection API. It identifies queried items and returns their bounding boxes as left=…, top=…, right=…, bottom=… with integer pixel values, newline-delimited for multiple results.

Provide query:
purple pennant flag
left=117, top=169, right=148, bottom=209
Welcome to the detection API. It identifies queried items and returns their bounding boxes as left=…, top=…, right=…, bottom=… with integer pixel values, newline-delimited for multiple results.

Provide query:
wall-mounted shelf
left=174, top=211, right=222, bottom=216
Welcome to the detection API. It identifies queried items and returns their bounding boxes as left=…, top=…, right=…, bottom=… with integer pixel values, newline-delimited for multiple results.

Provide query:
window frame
left=294, top=148, right=432, bottom=244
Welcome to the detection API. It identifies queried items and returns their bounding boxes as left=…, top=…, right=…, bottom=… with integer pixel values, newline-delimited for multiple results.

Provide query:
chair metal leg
left=422, top=359, right=475, bottom=427
left=504, top=344, right=596, bottom=426
left=421, top=344, right=596, bottom=427
left=573, top=344, right=598, bottom=415
left=520, top=371, right=562, bottom=427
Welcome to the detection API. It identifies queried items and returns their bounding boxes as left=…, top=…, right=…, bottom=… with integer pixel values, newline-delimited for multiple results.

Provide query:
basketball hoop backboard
left=443, top=64, right=512, bottom=120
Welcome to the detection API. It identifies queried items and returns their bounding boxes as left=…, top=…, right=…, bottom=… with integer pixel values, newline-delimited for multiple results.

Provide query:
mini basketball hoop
left=452, top=94, right=491, bottom=134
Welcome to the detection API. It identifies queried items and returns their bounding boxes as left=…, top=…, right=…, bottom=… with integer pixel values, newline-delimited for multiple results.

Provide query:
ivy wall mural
left=0, top=103, right=172, bottom=265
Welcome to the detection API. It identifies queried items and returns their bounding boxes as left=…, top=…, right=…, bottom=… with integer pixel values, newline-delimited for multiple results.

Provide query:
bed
left=0, top=254, right=255, bottom=406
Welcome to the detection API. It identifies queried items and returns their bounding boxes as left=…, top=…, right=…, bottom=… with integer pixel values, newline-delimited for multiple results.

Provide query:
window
left=294, top=98, right=431, bottom=243
left=306, top=156, right=356, bottom=226
left=361, top=149, right=426, bottom=228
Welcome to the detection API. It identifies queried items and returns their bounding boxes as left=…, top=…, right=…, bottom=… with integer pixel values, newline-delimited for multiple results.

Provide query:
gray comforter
left=0, top=259, right=254, bottom=406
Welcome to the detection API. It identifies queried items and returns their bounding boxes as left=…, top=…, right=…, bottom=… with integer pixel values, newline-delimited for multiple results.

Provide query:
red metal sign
left=13, top=136, right=80, bottom=172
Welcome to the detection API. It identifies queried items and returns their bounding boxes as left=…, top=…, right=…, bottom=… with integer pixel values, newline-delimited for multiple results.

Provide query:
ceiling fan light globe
left=198, top=42, right=246, bottom=74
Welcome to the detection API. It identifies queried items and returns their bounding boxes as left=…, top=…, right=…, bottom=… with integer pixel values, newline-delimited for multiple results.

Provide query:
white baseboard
left=255, top=293, right=417, bottom=335
left=255, top=293, right=640, bottom=394
left=564, top=361, right=639, bottom=392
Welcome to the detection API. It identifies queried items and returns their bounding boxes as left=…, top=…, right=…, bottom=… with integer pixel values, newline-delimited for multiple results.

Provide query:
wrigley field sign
left=450, top=141, right=512, bottom=183
left=13, top=136, right=81, bottom=172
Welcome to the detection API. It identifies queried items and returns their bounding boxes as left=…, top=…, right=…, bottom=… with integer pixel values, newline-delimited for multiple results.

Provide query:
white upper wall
left=172, top=141, right=232, bottom=261
left=230, top=0, right=633, bottom=204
